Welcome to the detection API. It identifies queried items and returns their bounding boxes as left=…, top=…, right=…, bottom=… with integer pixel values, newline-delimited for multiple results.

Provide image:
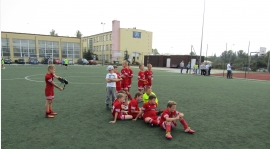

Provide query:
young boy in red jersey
left=109, top=93, right=133, bottom=124
left=117, top=90, right=129, bottom=111
left=113, top=65, right=122, bottom=93
left=127, top=63, right=133, bottom=92
left=138, top=64, right=147, bottom=92
left=128, top=92, right=143, bottom=119
left=45, top=65, right=63, bottom=118
left=160, top=101, right=195, bottom=139
left=144, top=64, right=153, bottom=88
left=121, top=60, right=132, bottom=100
left=134, top=95, right=160, bottom=127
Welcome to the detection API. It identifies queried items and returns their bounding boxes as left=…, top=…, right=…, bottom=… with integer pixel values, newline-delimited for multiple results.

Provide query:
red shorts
left=147, top=80, right=152, bottom=87
left=129, top=113, right=139, bottom=119
left=117, top=113, right=126, bottom=120
left=160, top=121, right=177, bottom=129
left=121, top=81, right=128, bottom=90
left=45, top=89, right=54, bottom=100
left=138, top=81, right=145, bottom=90
left=116, top=86, right=122, bottom=92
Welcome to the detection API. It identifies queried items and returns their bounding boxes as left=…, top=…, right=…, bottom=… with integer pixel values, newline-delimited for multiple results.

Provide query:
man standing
left=227, top=62, right=232, bottom=79
left=179, top=60, right=184, bottom=74
left=64, top=58, right=68, bottom=70
left=186, top=62, right=190, bottom=74
left=205, top=63, right=209, bottom=76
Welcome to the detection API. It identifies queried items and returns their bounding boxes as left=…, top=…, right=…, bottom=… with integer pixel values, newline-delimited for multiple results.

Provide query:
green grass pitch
left=1, top=65, right=270, bottom=149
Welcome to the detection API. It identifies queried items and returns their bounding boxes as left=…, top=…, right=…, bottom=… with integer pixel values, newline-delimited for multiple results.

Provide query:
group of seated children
left=109, top=91, right=195, bottom=139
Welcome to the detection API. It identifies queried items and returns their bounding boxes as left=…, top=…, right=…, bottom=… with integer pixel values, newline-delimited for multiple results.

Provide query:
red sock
left=46, top=110, right=50, bottom=115
left=180, top=118, right=188, bottom=130
left=166, top=123, right=171, bottom=133
left=150, top=119, right=159, bottom=125
left=127, top=93, right=132, bottom=100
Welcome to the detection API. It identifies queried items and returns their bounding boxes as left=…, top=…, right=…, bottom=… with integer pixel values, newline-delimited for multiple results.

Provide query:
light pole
left=199, top=0, right=206, bottom=75
left=101, top=22, right=105, bottom=66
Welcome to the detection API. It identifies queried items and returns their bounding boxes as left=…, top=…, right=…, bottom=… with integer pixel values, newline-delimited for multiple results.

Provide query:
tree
left=50, top=29, right=58, bottom=36
left=83, top=50, right=93, bottom=60
left=76, top=30, right=82, bottom=38
left=190, top=51, right=196, bottom=55
left=152, top=48, right=159, bottom=55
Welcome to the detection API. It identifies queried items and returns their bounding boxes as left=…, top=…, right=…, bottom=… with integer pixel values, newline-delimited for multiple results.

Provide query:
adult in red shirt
left=138, top=64, right=147, bottom=92
left=127, top=63, right=133, bottom=92
left=121, top=60, right=132, bottom=100
left=134, top=95, right=160, bottom=126
left=144, top=64, right=153, bottom=88
left=109, top=93, right=133, bottom=124
left=113, top=65, right=122, bottom=93
left=159, top=101, right=195, bottom=139
left=45, top=65, right=63, bottom=118
left=128, top=92, right=143, bottom=118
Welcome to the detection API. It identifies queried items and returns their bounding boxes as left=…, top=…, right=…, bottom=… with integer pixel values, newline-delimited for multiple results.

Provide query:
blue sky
left=1, top=0, right=269, bottom=56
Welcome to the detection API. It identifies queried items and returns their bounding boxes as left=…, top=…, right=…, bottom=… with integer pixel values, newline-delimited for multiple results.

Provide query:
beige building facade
left=1, top=20, right=152, bottom=64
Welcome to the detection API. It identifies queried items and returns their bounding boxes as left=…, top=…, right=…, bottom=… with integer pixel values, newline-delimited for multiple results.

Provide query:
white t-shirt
left=227, top=64, right=231, bottom=70
left=206, top=64, right=209, bottom=69
left=106, top=73, right=117, bottom=87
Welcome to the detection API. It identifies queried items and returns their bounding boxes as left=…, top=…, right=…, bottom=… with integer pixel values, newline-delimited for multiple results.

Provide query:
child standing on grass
left=109, top=93, right=133, bottom=124
left=144, top=64, right=153, bottom=88
left=2, top=58, right=5, bottom=69
left=113, top=65, right=122, bottom=93
left=45, top=65, right=63, bottom=118
left=106, top=65, right=121, bottom=109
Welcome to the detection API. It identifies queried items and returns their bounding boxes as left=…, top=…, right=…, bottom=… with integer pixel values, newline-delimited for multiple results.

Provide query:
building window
left=110, top=44, right=112, bottom=50
left=96, top=37, right=98, bottom=42
left=103, top=35, right=106, bottom=41
left=61, top=42, right=80, bottom=59
left=106, top=35, right=109, bottom=41
left=38, top=40, right=59, bottom=58
left=106, top=45, right=108, bottom=51
left=1, top=38, right=10, bottom=57
left=12, top=39, right=36, bottom=58
left=100, top=45, right=102, bottom=51
left=110, top=34, right=112, bottom=40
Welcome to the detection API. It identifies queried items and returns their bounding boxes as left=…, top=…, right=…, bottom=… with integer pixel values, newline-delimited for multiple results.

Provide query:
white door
left=191, top=59, right=196, bottom=68
left=166, top=58, right=171, bottom=67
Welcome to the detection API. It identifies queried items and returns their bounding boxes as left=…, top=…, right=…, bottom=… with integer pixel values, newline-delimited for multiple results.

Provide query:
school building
left=1, top=20, right=152, bottom=64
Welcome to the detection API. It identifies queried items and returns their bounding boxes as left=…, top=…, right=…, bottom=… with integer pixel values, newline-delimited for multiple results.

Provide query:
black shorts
left=64, top=64, right=68, bottom=66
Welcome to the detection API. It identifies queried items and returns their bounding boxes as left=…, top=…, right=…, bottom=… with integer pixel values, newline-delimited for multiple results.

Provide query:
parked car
left=77, top=58, right=89, bottom=65
left=17, top=59, right=25, bottom=64
left=170, top=64, right=179, bottom=68
left=29, top=58, right=39, bottom=64
left=88, top=60, right=97, bottom=65
left=257, top=68, right=267, bottom=72
left=4, top=58, right=12, bottom=64
left=68, top=60, right=74, bottom=65
left=53, top=58, right=62, bottom=64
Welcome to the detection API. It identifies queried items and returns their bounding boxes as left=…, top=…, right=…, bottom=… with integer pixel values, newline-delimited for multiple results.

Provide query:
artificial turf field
left=1, top=65, right=270, bottom=149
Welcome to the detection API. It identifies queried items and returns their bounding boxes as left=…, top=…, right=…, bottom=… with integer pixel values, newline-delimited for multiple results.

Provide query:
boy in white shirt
left=106, top=65, right=122, bottom=109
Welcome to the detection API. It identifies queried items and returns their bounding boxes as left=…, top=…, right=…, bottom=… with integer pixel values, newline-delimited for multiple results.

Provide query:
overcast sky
left=1, top=0, right=269, bottom=56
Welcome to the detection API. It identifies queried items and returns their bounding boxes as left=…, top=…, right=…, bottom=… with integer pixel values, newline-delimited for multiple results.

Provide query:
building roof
left=82, top=31, right=112, bottom=38
left=1, top=31, right=80, bottom=39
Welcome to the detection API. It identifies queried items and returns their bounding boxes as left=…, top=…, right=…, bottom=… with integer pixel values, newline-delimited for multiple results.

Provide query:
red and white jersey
left=160, top=109, right=179, bottom=124
left=128, top=99, right=139, bottom=114
left=115, top=72, right=121, bottom=89
left=121, top=67, right=130, bottom=83
left=141, top=102, right=157, bottom=118
left=128, top=68, right=133, bottom=85
left=138, top=71, right=145, bottom=85
left=45, top=73, right=55, bottom=90
left=144, top=70, right=153, bottom=80
left=111, top=99, right=122, bottom=117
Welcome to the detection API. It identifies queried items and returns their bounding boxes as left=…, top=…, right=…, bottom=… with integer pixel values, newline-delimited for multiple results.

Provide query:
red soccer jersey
left=138, top=71, right=145, bottom=88
left=160, top=109, right=179, bottom=124
left=115, top=72, right=122, bottom=91
left=128, top=99, right=139, bottom=115
left=111, top=99, right=122, bottom=117
left=45, top=73, right=54, bottom=91
left=144, top=70, right=153, bottom=85
left=121, top=67, right=130, bottom=83
left=141, top=102, right=158, bottom=118
left=128, top=68, right=133, bottom=86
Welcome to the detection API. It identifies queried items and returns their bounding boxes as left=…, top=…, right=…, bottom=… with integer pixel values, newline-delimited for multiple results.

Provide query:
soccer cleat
left=184, top=127, right=195, bottom=134
left=149, top=123, right=154, bottom=127
left=50, top=111, right=57, bottom=115
left=166, top=132, right=173, bottom=139
left=46, top=114, right=54, bottom=118
left=106, top=104, right=110, bottom=110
